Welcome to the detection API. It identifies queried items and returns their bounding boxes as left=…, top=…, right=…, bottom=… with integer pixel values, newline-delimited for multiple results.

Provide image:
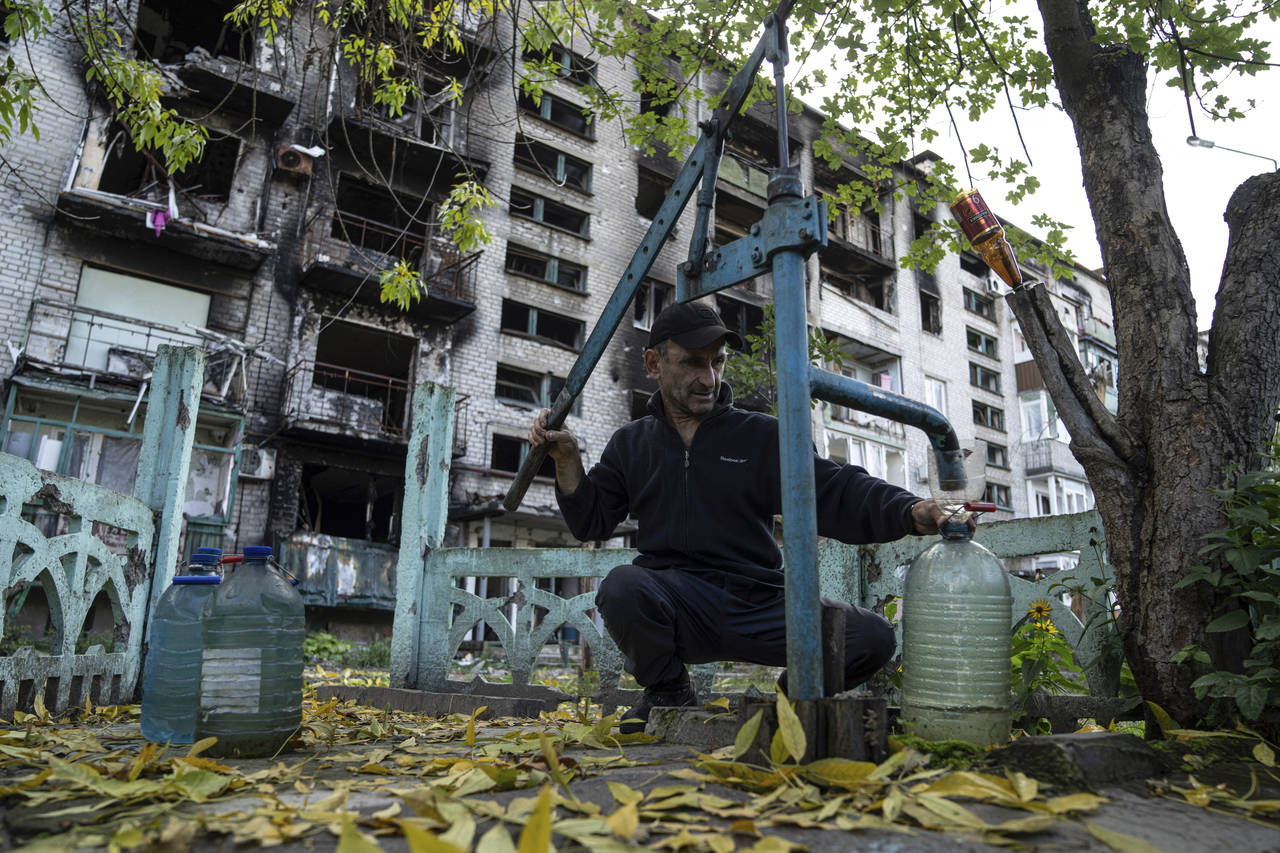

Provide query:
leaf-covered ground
left=1, top=670, right=1278, bottom=852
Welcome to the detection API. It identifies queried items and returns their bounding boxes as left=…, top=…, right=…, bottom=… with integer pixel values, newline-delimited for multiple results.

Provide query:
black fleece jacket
left=556, top=384, right=922, bottom=585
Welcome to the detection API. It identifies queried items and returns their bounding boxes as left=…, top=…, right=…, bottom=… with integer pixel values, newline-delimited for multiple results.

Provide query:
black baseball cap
left=647, top=301, right=743, bottom=350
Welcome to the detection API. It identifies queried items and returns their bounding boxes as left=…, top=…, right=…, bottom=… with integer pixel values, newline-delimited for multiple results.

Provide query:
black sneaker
left=618, top=681, right=698, bottom=734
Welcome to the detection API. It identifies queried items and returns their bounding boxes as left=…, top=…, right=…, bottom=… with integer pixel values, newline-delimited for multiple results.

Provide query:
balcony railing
left=20, top=300, right=249, bottom=404
left=301, top=211, right=478, bottom=307
left=829, top=213, right=893, bottom=261
left=282, top=359, right=411, bottom=440
left=1079, top=316, right=1117, bottom=349
left=721, top=153, right=770, bottom=198
left=1023, top=437, right=1086, bottom=478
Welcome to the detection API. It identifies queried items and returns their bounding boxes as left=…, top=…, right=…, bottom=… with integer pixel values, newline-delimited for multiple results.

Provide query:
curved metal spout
left=808, top=366, right=967, bottom=491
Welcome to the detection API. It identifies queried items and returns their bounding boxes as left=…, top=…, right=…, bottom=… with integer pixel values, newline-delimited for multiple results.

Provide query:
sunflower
left=1028, top=598, right=1052, bottom=620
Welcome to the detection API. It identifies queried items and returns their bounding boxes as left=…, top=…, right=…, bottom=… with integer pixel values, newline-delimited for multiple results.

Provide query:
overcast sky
left=913, top=17, right=1279, bottom=331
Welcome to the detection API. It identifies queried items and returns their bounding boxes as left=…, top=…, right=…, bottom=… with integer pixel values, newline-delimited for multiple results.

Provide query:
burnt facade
left=0, top=2, right=1116, bottom=628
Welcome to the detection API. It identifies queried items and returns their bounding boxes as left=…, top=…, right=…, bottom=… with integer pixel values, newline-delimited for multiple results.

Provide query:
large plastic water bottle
left=140, top=551, right=222, bottom=743
left=196, top=546, right=305, bottom=758
left=901, top=507, right=1012, bottom=745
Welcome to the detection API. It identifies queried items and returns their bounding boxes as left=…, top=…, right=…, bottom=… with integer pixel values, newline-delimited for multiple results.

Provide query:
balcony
left=18, top=299, right=250, bottom=406
left=300, top=212, right=479, bottom=323
left=278, top=531, right=397, bottom=610
left=1079, top=316, right=1117, bottom=350
left=821, top=212, right=895, bottom=279
left=719, top=153, right=770, bottom=199
left=281, top=359, right=411, bottom=444
left=55, top=188, right=273, bottom=271
left=1023, top=438, right=1086, bottom=479
left=169, top=50, right=295, bottom=124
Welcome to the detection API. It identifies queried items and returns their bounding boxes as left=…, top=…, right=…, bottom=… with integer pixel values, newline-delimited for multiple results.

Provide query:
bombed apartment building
left=0, top=1, right=1117, bottom=642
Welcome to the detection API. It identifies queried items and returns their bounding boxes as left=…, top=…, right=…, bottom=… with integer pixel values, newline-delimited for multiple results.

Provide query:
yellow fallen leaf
left=730, top=818, right=761, bottom=837
left=1084, top=821, right=1169, bottom=853
left=1253, top=742, right=1276, bottom=767
left=372, top=802, right=401, bottom=821
left=1145, top=702, right=1179, bottom=738
left=1046, top=792, right=1107, bottom=813
left=604, top=801, right=638, bottom=840
left=776, top=692, right=807, bottom=763
left=517, top=785, right=554, bottom=853
left=1004, top=769, right=1038, bottom=801
left=914, top=793, right=990, bottom=829
left=476, top=824, right=518, bottom=853
left=882, top=787, right=904, bottom=822
left=593, top=782, right=635, bottom=810
left=337, top=820, right=384, bottom=853
left=187, top=737, right=219, bottom=758
left=402, top=822, right=467, bottom=853
left=745, top=837, right=808, bottom=852
left=802, top=757, right=877, bottom=789
left=922, top=771, right=1019, bottom=803
left=735, top=710, right=765, bottom=760
left=706, top=697, right=731, bottom=710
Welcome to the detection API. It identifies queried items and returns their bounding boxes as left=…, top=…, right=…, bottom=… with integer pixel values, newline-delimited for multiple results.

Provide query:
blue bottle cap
left=173, top=575, right=220, bottom=585
left=195, top=547, right=223, bottom=556
left=190, top=553, right=220, bottom=566
left=243, top=545, right=273, bottom=560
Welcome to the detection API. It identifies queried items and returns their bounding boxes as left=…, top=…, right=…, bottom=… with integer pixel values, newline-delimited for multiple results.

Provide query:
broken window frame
left=920, top=291, right=942, bottom=335
left=966, top=326, right=1000, bottom=358
left=715, top=295, right=764, bottom=352
left=633, top=279, right=673, bottom=331
left=98, top=122, right=243, bottom=204
left=0, top=387, right=241, bottom=524
left=972, top=400, right=1006, bottom=432
left=987, top=442, right=1010, bottom=470
left=514, top=135, right=592, bottom=193
left=963, top=287, right=996, bottom=321
left=969, top=362, right=1002, bottom=394
left=503, top=244, right=586, bottom=292
left=490, top=433, right=556, bottom=478
left=494, top=364, right=578, bottom=414
left=509, top=187, right=590, bottom=236
left=522, top=44, right=597, bottom=87
left=500, top=299, right=585, bottom=351
left=517, top=91, right=594, bottom=138
left=822, top=266, right=891, bottom=314
left=983, top=482, right=1013, bottom=511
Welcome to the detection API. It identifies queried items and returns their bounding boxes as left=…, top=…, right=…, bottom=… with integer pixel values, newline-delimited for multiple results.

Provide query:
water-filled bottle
left=140, top=551, right=221, bottom=743
left=196, top=546, right=305, bottom=757
left=901, top=508, right=1012, bottom=745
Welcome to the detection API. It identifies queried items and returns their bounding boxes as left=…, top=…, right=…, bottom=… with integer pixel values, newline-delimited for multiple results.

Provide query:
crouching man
left=530, top=302, right=946, bottom=732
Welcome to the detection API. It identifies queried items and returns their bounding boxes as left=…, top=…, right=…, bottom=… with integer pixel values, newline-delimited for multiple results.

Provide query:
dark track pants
left=595, top=563, right=896, bottom=690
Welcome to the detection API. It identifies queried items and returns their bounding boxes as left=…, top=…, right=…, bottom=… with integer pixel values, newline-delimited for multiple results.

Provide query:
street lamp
left=1186, top=135, right=1278, bottom=171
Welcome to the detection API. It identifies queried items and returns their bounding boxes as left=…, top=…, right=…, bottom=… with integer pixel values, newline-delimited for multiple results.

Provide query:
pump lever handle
left=962, top=502, right=998, bottom=513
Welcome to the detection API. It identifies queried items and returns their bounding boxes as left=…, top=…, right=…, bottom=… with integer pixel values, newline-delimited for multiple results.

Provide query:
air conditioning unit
left=238, top=447, right=277, bottom=480
left=275, top=145, right=313, bottom=177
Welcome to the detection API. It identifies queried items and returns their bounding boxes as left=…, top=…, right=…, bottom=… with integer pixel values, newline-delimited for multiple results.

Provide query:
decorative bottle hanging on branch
left=950, top=189, right=1024, bottom=290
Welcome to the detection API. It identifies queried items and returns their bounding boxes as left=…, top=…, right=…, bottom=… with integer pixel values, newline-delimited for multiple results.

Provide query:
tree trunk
left=1026, top=0, right=1280, bottom=723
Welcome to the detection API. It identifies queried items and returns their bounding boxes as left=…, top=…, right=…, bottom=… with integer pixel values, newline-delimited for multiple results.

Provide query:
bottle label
left=200, top=648, right=263, bottom=713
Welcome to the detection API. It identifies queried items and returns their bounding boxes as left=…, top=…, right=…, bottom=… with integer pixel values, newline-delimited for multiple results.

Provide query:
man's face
left=645, top=338, right=728, bottom=421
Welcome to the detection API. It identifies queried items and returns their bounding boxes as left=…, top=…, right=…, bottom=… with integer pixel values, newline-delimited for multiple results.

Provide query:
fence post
left=390, top=381, right=455, bottom=689
left=133, top=345, right=205, bottom=619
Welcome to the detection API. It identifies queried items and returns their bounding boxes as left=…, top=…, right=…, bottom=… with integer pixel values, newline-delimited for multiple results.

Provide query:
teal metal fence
left=391, top=381, right=1121, bottom=710
left=0, top=346, right=203, bottom=716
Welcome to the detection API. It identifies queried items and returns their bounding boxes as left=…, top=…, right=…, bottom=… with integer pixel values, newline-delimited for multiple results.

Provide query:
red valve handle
left=220, top=555, right=244, bottom=564
left=963, top=502, right=998, bottom=513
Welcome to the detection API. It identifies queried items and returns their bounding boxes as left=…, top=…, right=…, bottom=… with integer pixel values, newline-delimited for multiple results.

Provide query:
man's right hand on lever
left=529, top=408, right=586, bottom=495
